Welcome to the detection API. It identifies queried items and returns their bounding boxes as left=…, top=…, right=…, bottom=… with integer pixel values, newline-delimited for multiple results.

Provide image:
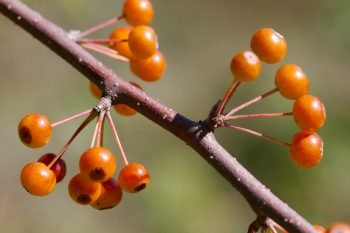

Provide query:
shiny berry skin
left=68, top=173, right=102, bottom=205
left=118, top=163, right=150, bottom=193
left=314, top=225, right=326, bottom=233
left=293, top=95, right=326, bottom=131
left=250, top=28, right=287, bottom=64
left=20, top=162, right=56, bottom=196
left=38, top=153, right=66, bottom=183
left=275, top=64, right=309, bottom=100
left=18, top=113, right=51, bottom=148
left=289, top=131, right=323, bottom=168
left=91, top=178, right=123, bottom=210
left=326, top=222, right=350, bottom=233
left=89, top=82, right=102, bottom=99
left=122, top=0, right=154, bottom=26
left=230, top=51, right=261, bottom=82
left=130, top=51, right=166, bottom=82
left=128, top=25, right=157, bottom=59
left=79, top=147, right=117, bottom=183
left=114, top=82, right=142, bottom=116
left=109, top=26, right=135, bottom=59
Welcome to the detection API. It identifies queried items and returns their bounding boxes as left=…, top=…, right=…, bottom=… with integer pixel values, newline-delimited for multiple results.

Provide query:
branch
left=0, top=1, right=317, bottom=232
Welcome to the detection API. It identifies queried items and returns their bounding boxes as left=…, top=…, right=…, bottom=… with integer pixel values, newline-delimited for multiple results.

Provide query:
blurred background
left=1, top=0, right=350, bottom=232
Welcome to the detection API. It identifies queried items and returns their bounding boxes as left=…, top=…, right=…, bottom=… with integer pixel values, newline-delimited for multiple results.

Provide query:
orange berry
left=89, top=82, right=102, bottom=99
left=68, top=173, right=102, bottom=205
left=91, top=178, right=123, bottom=210
left=314, top=225, right=326, bottom=233
left=18, top=113, right=51, bottom=148
left=326, top=222, right=350, bottom=233
left=79, top=147, right=117, bottom=183
left=20, top=162, right=56, bottom=196
left=118, top=163, right=150, bottom=193
left=251, top=28, right=287, bottom=64
left=114, top=82, right=142, bottom=116
left=275, top=64, right=309, bottom=100
left=289, top=131, right=323, bottom=168
left=109, top=26, right=135, bottom=59
left=122, top=0, right=154, bottom=26
left=230, top=51, right=261, bottom=82
left=128, top=25, right=157, bottom=59
left=130, top=51, right=166, bottom=82
left=293, top=95, right=326, bottom=131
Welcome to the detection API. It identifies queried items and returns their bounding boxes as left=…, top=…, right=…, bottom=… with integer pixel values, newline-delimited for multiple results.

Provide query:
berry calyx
left=91, top=178, right=123, bottom=210
left=122, top=0, right=154, bottom=26
left=109, top=26, right=135, bottom=59
left=89, top=82, right=102, bottom=99
left=289, top=130, right=323, bottom=168
left=114, top=82, right=142, bottom=116
left=20, top=162, right=56, bottom=196
left=79, top=147, right=117, bottom=183
left=275, top=64, right=309, bottom=100
left=293, top=95, right=326, bottom=131
left=68, top=173, right=102, bottom=205
left=128, top=25, right=157, bottom=59
left=326, top=222, right=350, bottom=233
left=18, top=113, right=52, bottom=148
left=38, top=153, right=67, bottom=183
left=230, top=51, right=261, bottom=82
left=130, top=51, right=166, bottom=82
left=118, top=163, right=150, bottom=193
left=250, top=28, right=287, bottom=64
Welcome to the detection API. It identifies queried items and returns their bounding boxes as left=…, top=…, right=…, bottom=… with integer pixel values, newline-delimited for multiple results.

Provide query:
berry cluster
left=213, top=28, right=326, bottom=168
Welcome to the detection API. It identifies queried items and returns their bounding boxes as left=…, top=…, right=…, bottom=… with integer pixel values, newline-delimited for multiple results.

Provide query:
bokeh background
left=1, top=0, right=350, bottom=232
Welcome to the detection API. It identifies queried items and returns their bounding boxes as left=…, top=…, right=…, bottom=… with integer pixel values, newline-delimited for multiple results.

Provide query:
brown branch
left=0, top=1, right=317, bottom=233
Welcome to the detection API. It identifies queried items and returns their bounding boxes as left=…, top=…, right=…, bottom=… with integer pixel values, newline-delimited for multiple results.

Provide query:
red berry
left=109, top=26, right=135, bottom=59
left=18, top=113, right=51, bottom=148
left=275, top=64, right=309, bottom=100
left=289, top=131, right=323, bottom=168
left=68, top=173, right=102, bottom=205
left=89, top=82, right=102, bottom=99
left=122, top=0, right=154, bottom=26
left=128, top=25, right=157, bottom=59
left=293, top=95, right=326, bottom=131
left=38, top=153, right=66, bottom=183
left=130, top=51, right=166, bottom=82
left=20, top=162, right=56, bottom=196
left=251, top=28, right=287, bottom=64
left=114, top=82, right=142, bottom=116
left=326, top=222, right=350, bottom=233
left=118, top=163, right=150, bottom=193
left=230, top=51, right=261, bottom=82
left=91, top=178, right=123, bottom=210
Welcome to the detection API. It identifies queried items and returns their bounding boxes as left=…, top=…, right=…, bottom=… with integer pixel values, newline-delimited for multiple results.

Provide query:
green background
left=1, top=0, right=350, bottom=232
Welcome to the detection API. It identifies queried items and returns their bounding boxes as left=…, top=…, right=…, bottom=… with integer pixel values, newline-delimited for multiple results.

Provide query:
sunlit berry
left=109, top=26, right=135, bottom=59
left=118, top=163, right=150, bottom=193
left=275, top=64, right=309, bottom=100
left=293, top=95, right=326, bottom=131
left=114, top=82, right=142, bottom=116
left=289, top=131, right=323, bottom=168
left=18, top=113, right=51, bottom=148
left=130, top=51, right=166, bottom=82
left=79, top=147, right=117, bottom=183
left=91, top=178, right=123, bottom=210
left=38, top=153, right=66, bottom=183
left=314, top=225, right=326, bottom=233
left=68, top=173, right=102, bottom=205
left=20, top=162, right=56, bottom=196
left=122, top=0, right=154, bottom=26
left=128, top=25, right=157, bottom=59
left=230, top=51, right=261, bottom=82
left=326, top=222, right=350, bottom=233
left=251, top=28, right=287, bottom=64
left=89, top=82, right=102, bottom=99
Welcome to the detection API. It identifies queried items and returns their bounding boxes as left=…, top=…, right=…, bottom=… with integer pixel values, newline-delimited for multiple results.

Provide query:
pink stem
left=77, top=38, right=126, bottom=44
left=96, top=110, right=106, bottom=147
left=81, top=42, right=129, bottom=62
left=90, top=118, right=99, bottom=148
left=51, top=109, right=92, bottom=127
left=215, top=79, right=240, bottom=116
left=224, top=112, right=293, bottom=121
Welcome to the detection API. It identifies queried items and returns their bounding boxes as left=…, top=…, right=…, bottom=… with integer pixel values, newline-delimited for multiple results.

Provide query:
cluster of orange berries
left=218, top=28, right=325, bottom=168
left=313, top=222, right=350, bottom=233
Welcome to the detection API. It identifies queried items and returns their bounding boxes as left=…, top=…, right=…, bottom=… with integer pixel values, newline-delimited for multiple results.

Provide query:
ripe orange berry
left=79, top=147, right=117, bottom=183
left=20, top=162, right=56, bottom=196
left=326, top=222, right=350, bottom=233
left=18, top=113, right=51, bottom=148
left=122, top=0, right=154, bottom=26
left=109, top=26, right=135, bottom=59
left=38, top=153, right=66, bottom=183
left=230, top=51, right=261, bottom=82
left=128, top=25, right=157, bottom=59
left=68, top=173, right=102, bottom=205
left=91, top=178, right=123, bottom=210
left=275, top=64, right=309, bottom=100
left=89, top=82, right=102, bottom=99
left=251, top=28, right=287, bottom=64
left=314, top=225, right=326, bottom=233
left=114, top=82, right=142, bottom=116
left=293, top=95, right=326, bottom=131
left=289, top=131, right=323, bottom=168
left=118, top=163, right=150, bottom=193
left=130, top=51, right=166, bottom=82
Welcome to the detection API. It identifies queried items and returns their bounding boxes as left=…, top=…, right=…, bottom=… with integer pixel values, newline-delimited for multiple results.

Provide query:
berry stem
left=81, top=42, right=129, bottom=62
left=51, top=109, right=93, bottom=128
left=224, top=112, right=293, bottom=121
left=215, top=78, right=241, bottom=117
left=106, top=111, right=128, bottom=165
left=77, top=38, right=126, bottom=44
left=75, top=15, right=124, bottom=39
left=271, top=221, right=288, bottom=233
left=224, top=123, right=291, bottom=148
left=96, top=110, right=106, bottom=147
left=225, top=87, right=278, bottom=117
left=90, top=117, right=99, bottom=148
left=47, top=110, right=98, bottom=168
